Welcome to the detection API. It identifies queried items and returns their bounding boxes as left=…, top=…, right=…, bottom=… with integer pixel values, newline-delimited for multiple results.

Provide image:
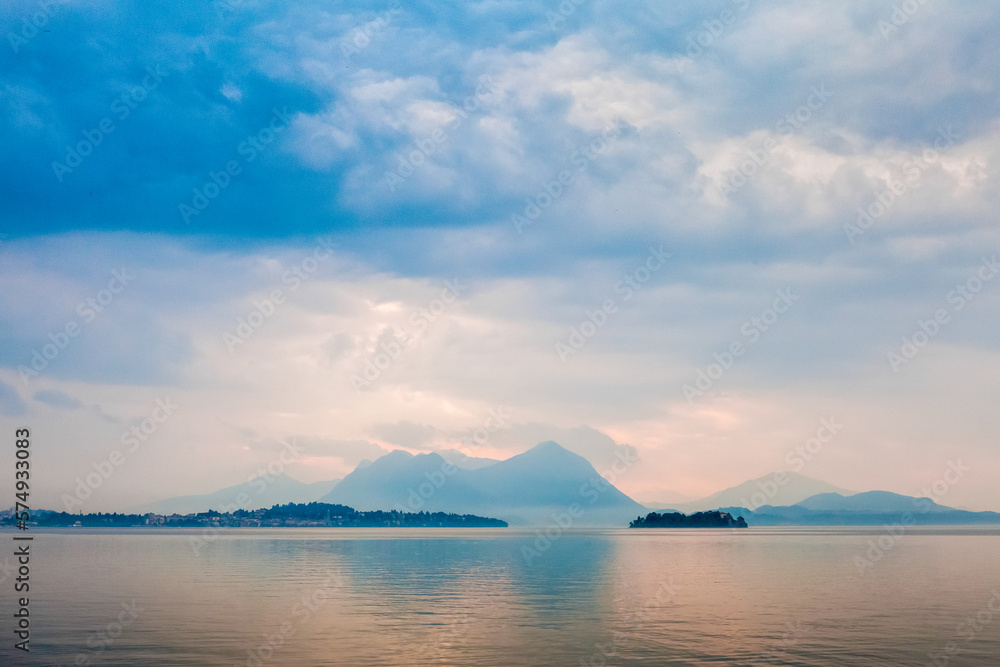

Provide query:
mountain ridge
left=130, top=474, right=341, bottom=515
left=320, top=440, right=645, bottom=525
left=658, top=471, right=855, bottom=513
left=714, top=489, right=1000, bottom=525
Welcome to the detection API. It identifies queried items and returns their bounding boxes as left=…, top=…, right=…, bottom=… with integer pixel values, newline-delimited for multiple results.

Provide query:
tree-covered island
left=629, top=510, right=748, bottom=528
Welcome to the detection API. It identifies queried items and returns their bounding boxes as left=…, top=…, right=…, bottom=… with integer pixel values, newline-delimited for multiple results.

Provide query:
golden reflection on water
left=8, top=527, right=1000, bottom=665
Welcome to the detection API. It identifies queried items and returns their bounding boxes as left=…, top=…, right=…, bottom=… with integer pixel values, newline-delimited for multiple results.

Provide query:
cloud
left=33, top=389, right=83, bottom=409
left=1, top=0, right=1000, bottom=513
left=323, top=332, right=358, bottom=364
left=370, top=420, right=437, bottom=448
left=0, top=381, right=27, bottom=416
left=296, top=437, right=391, bottom=464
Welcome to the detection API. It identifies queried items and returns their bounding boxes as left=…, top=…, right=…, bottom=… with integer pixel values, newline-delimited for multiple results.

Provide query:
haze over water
left=4, top=527, right=999, bottom=665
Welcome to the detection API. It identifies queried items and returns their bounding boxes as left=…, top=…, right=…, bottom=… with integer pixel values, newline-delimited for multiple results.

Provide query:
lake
left=2, top=527, right=999, bottom=665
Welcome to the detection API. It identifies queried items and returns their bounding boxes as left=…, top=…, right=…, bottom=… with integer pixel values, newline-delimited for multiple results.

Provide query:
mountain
left=715, top=490, right=1000, bottom=526
left=436, top=449, right=500, bottom=470
left=320, top=441, right=646, bottom=525
left=131, top=474, right=341, bottom=515
left=638, top=490, right=696, bottom=510
left=795, top=490, right=953, bottom=513
left=320, top=450, right=478, bottom=513
left=667, top=472, right=855, bottom=513
left=472, top=442, right=642, bottom=514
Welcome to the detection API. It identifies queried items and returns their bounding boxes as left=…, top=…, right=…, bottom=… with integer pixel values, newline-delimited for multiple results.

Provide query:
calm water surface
left=2, top=527, right=999, bottom=665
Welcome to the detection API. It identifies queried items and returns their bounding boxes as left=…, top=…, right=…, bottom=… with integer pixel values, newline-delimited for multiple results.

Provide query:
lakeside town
left=0, top=502, right=509, bottom=529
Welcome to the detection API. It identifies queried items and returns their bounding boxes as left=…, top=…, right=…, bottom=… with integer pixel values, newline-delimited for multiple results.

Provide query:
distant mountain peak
left=356, top=450, right=419, bottom=472
left=665, top=470, right=855, bottom=513
left=518, top=440, right=585, bottom=462
left=435, top=449, right=500, bottom=471
left=531, top=440, right=581, bottom=456
left=320, top=438, right=644, bottom=525
left=130, top=473, right=341, bottom=515
left=795, top=489, right=954, bottom=512
left=495, top=441, right=597, bottom=476
left=533, top=440, right=566, bottom=452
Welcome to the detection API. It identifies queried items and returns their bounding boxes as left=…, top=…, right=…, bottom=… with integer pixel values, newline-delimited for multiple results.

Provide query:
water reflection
left=5, top=527, right=1000, bottom=666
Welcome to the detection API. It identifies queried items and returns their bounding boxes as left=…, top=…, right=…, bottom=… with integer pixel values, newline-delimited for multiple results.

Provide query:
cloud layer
left=2, top=0, right=999, bottom=511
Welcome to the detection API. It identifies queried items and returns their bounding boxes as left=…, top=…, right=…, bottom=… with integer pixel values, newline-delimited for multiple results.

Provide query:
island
left=0, top=502, right=508, bottom=528
left=629, top=510, right=748, bottom=528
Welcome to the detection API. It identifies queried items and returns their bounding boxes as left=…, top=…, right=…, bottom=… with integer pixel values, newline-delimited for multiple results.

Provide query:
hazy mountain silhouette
left=665, top=471, right=854, bottom=513
left=128, top=458, right=998, bottom=527
left=436, top=448, right=500, bottom=470
left=320, top=450, right=478, bottom=512
left=320, top=441, right=645, bottom=525
left=715, top=490, right=1000, bottom=525
left=795, top=490, right=953, bottom=513
left=131, top=474, right=340, bottom=515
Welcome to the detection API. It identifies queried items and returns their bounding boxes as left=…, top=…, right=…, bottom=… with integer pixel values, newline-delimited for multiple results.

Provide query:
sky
left=1, top=0, right=999, bottom=512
